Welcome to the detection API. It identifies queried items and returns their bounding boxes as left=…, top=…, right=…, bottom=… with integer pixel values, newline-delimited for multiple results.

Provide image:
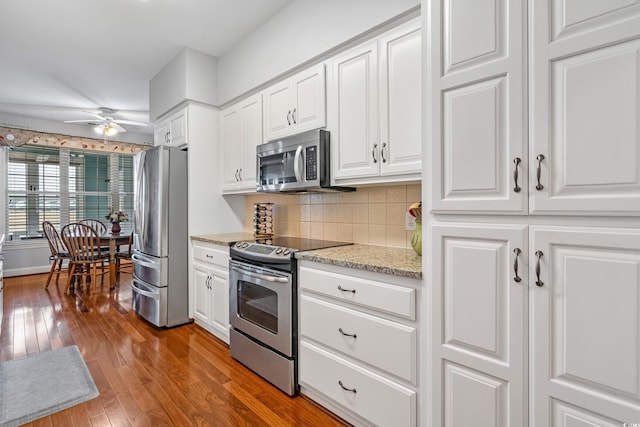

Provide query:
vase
left=111, top=222, right=121, bottom=234
left=411, top=219, right=422, bottom=256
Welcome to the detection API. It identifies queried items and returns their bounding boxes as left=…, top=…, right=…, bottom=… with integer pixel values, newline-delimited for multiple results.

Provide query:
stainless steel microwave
left=256, top=130, right=354, bottom=193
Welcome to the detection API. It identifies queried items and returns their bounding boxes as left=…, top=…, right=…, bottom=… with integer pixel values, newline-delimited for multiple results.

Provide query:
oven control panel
left=232, top=241, right=296, bottom=261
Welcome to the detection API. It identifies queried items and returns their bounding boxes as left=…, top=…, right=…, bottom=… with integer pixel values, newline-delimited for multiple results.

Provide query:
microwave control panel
left=305, top=146, right=318, bottom=181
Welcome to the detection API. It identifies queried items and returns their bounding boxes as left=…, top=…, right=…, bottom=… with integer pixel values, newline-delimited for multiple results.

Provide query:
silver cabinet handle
left=338, top=380, right=357, bottom=393
left=338, top=285, right=356, bottom=293
left=338, top=328, right=357, bottom=338
left=166, top=131, right=171, bottom=143
left=239, top=168, right=243, bottom=181
left=513, top=157, right=522, bottom=193
left=381, top=142, right=387, bottom=163
left=372, top=143, right=378, bottom=163
left=234, top=169, right=239, bottom=181
left=535, top=154, right=545, bottom=191
left=292, top=108, right=296, bottom=124
left=287, top=110, right=292, bottom=125
left=535, top=250, right=544, bottom=287
left=513, top=248, right=522, bottom=283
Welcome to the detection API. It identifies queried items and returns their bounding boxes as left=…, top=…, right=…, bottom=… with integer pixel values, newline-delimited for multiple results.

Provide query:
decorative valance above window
left=0, top=126, right=150, bottom=155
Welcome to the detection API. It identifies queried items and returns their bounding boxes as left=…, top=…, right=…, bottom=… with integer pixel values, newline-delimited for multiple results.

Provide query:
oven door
left=229, top=260, right=293, bottom=357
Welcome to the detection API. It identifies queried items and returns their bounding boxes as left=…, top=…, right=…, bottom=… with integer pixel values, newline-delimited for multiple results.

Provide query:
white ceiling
left=0, top=0, right=294, bottom=136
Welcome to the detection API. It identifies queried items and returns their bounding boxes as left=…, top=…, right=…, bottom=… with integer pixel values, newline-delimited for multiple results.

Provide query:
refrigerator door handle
left=132, top=252, right=160, bottom=269
left=132, top=281, right=160, bottom=299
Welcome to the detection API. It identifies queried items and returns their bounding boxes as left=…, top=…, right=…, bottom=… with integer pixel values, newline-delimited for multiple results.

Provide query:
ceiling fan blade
left=113, top=119, right=148, bottom=127
left=110, top=122, right=127, bottom=133
left=63, top=119, right=96, bottom=123
left=80, top=111, right=108, bottom=120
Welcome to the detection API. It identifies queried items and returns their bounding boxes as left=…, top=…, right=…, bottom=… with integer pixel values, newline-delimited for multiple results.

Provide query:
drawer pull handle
left=535, top=250, right=544, bottom=287
left=338, top=380, right=357, bottom=393
left=337, top=285, right=356, bottom=294
left=338, top=328, right=357, bottom=338
left=513, top=248, right=522, bottom=283
left=205, top=254, right=213, bottom=258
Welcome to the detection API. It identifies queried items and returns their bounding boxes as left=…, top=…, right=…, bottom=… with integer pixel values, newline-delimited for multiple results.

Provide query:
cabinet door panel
left=211, top=268, right=229, bottom=341
left=430, top=222, right=527, bottom=427
left=221, top=107, right=240, bottom=189
left=530, top=2, right=640, bottom=215
left=444, top=362, right=508, bottom=427
left=531, top=226, right=640, bottom=424
left=429, top=0, right=525, bottom=214
left=239, top=94, right=262, bottom=188
left=263, top=81, right=291, bottom=142
left=379, top=20, right=422, bottom=176
left=331, top=42, right=380, bottom=180
left=193, top=264, right=211, bottom=323
left=292, top=65, right=326, bottom=134
left=443, top=0, right=507, bottom=75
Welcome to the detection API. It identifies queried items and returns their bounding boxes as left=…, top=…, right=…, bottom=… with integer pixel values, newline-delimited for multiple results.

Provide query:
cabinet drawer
left=300, top=295, right=416, bottom=383
left=192, top=243, right=228, bottom=267
left=299, top=266, right=415, bottom=319
left=300, top=341, right=416, bottom=427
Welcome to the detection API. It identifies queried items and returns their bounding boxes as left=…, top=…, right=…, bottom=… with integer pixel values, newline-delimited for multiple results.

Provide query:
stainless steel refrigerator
left=132, top=145, right=189, bottom=327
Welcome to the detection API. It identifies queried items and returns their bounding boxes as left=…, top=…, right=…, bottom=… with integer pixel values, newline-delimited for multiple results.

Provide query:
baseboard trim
left=4, top=265, right=51, bottom=278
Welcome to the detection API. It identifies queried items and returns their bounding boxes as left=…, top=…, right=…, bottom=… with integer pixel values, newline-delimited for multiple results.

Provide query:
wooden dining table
left=98, top=232, right=132, bottom=288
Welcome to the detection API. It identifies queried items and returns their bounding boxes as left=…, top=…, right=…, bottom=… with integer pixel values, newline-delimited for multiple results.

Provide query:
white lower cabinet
left=430, top=222, right=640, bottom=426
left=298, top=261, right=420, bottom=427
left=190, top=241, right=229, bottom=343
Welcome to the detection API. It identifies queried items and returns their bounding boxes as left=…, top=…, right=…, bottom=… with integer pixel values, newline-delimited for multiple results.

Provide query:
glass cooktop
left=253, top=236, right=352, bottom=252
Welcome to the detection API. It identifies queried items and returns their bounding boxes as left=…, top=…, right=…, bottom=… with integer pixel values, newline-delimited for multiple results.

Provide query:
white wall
left=216, top=0, right=420, bottom=104
left=149, top=48, right=218, bottom=121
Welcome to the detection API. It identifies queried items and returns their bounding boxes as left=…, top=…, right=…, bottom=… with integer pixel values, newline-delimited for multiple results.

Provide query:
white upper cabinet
left=220, top=93, right=262, bottom=194
left=429, top=0, right=640, bottom=216
left=428, top=0, right=526, bottom=214
left=331, top=18, right=422, bottom=184
left=262, top=64, right=326, bottom=142
left=330, top=41, right=380, bottom=180
left=530, top=1, right=640, bottom=215
left=378, top=20, right=422, bottom=177
left=154, top=108, right=187, bottom=148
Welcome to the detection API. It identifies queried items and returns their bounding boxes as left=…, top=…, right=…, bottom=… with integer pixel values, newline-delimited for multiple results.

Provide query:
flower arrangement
left=105, top=209, right=129, bottom=224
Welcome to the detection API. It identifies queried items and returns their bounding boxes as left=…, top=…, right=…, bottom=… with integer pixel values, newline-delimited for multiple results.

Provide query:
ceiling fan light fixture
left=94, top=123, right=118, bottom=137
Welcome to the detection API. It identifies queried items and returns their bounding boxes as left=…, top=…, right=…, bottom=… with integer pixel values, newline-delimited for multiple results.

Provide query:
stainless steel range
left=229, top=237, right=351, bottom=396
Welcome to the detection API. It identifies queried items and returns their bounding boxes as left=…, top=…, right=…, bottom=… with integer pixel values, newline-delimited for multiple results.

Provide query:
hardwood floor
left=0, top=273, right=348, bottom=426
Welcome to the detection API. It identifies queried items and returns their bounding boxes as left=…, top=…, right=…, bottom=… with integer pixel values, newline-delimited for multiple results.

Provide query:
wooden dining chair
left=78, top=218, right=107, bottom=235
left=42, top=221, right=71, bottom=289
left=61, top=222, right=110, bottom=294
left=115, top=233, right=133, bottom=276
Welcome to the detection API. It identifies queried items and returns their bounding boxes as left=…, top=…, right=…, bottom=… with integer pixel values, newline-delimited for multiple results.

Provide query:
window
left=6, top=146, right=135, bottom=241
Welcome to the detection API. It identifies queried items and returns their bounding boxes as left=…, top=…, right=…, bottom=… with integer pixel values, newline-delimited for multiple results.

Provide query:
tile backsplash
left=244, top=183, right=421, bottom=248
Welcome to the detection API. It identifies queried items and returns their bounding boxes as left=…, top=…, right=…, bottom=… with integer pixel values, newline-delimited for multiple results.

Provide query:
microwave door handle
left=293, top=145, right=303, bottom=183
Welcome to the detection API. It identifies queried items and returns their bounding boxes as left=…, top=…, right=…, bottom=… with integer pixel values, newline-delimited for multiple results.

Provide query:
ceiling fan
left=63, top=107, right=148, bottom=136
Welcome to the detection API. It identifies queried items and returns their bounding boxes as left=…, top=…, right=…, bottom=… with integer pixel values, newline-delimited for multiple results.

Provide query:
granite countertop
left=295, top=244, right=422, bottom=280
left=191, top=232, right=255, bottom=246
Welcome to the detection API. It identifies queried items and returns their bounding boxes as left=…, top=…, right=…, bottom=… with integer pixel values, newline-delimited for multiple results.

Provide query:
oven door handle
left=293, top=145, right=303, bottom=183
left=231, top=266, right=289, bottom=284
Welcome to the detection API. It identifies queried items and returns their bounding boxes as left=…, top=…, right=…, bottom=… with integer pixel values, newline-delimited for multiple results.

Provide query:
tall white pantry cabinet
left=424, top=1, right=640, bottom=427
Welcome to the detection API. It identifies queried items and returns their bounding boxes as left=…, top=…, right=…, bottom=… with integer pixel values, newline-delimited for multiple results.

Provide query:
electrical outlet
left=405, top=212, right=416, bottom=231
